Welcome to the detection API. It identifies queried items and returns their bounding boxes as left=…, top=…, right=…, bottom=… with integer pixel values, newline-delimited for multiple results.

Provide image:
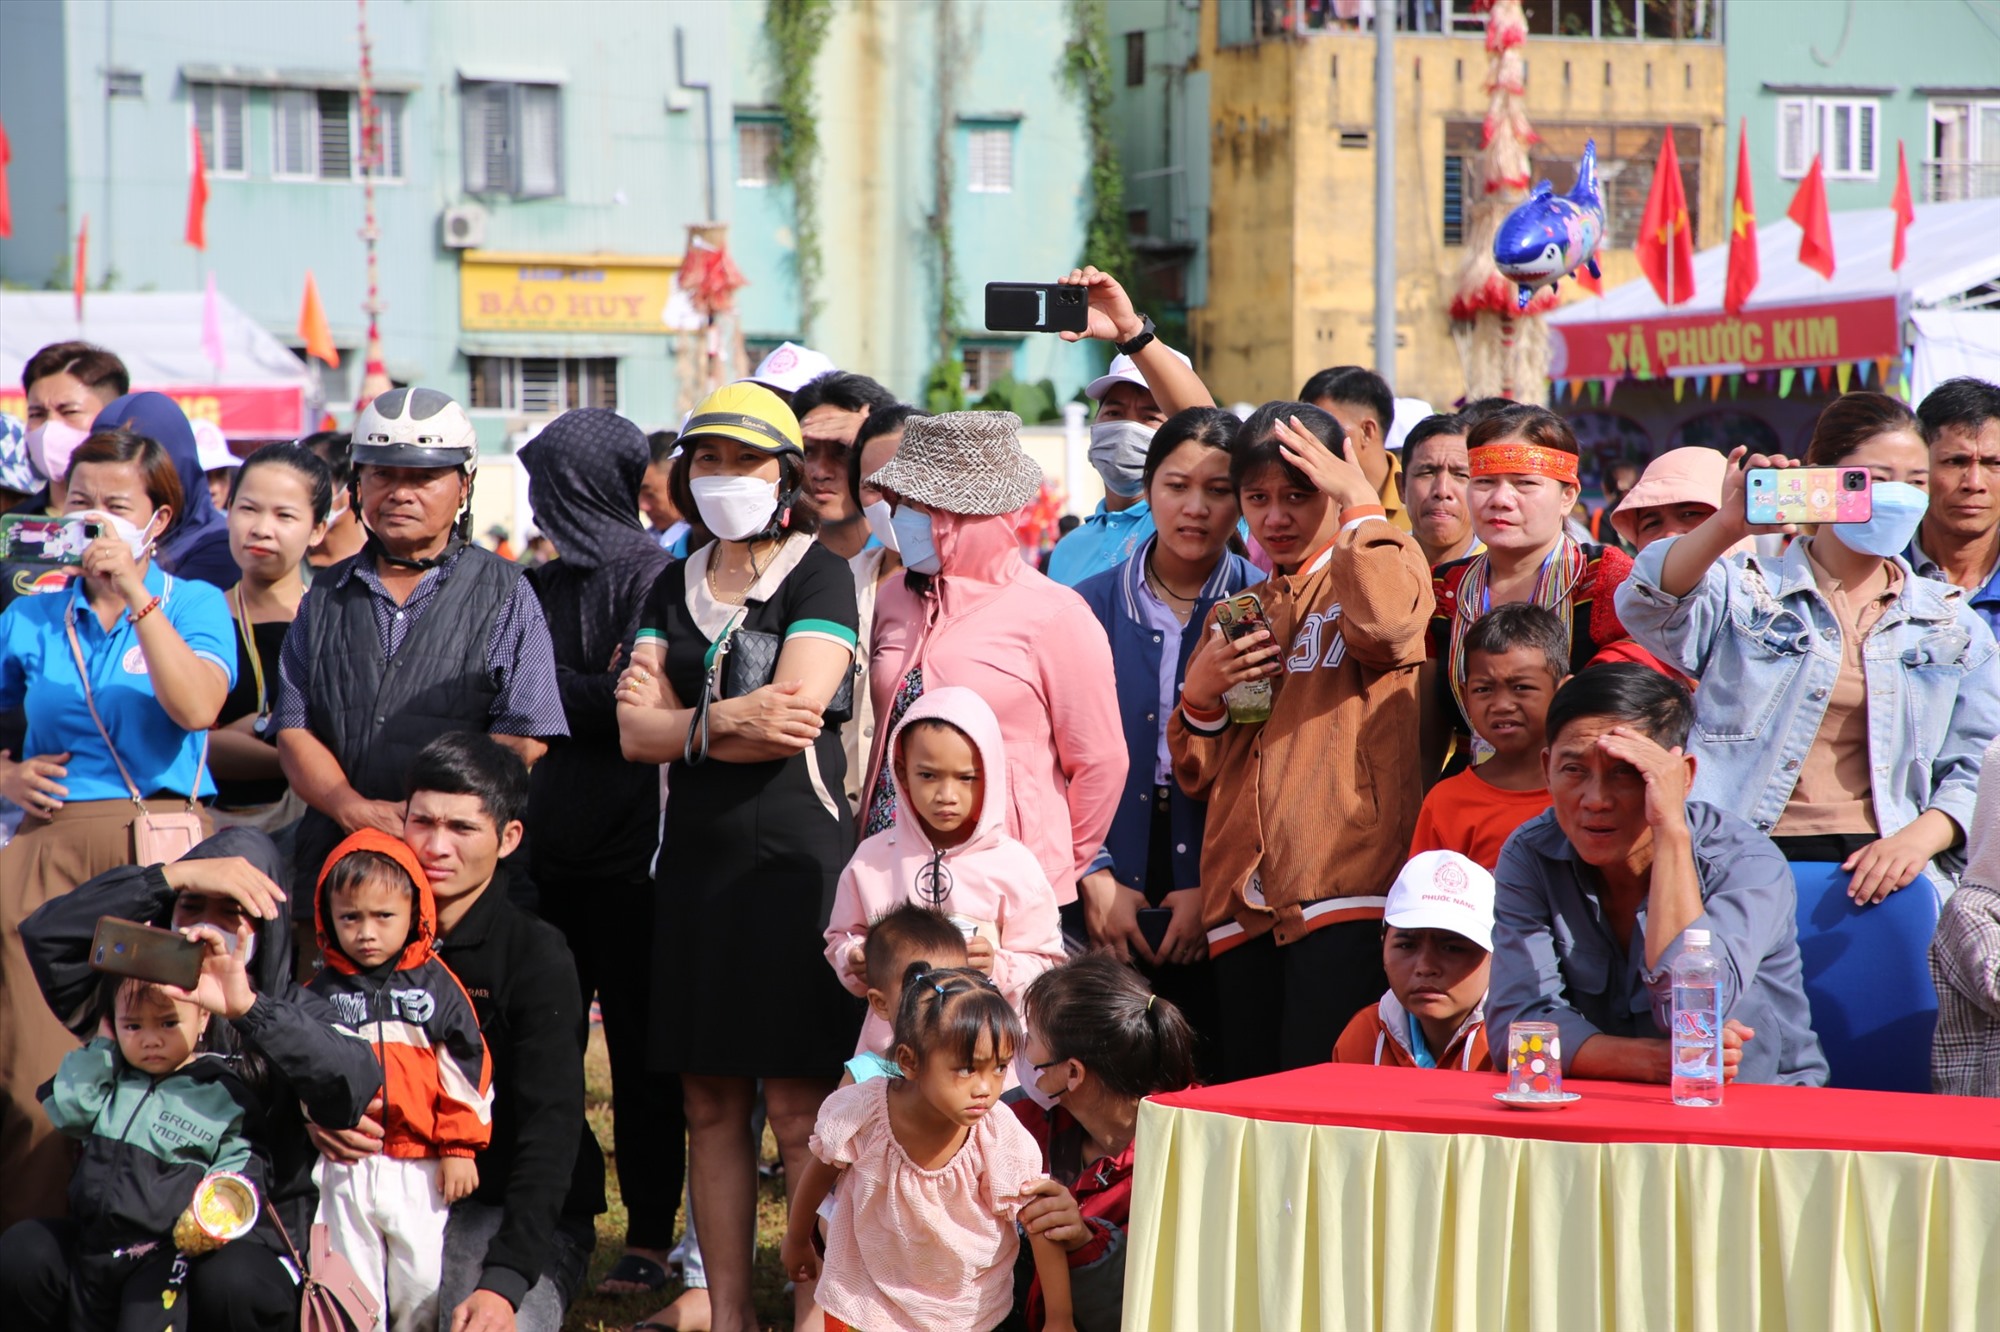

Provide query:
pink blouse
left=810, top=1078, right=1045, bottom=1331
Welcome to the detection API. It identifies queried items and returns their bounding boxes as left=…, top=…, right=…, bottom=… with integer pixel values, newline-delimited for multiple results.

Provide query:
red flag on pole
left=185, top=124, right=209, bottom=250
left=1890, top=140, right=1915, bottom=272
left=1724, top=119, right=1760, bottom=315
left=298, top=271, right=341, bottom=367
left=1636, top=130, right=1697, bottom=306
left=1786, top=155, right=1836, bottom=280
left=0, top=115, right=13, bottom=240
left=74, top=215, right=88, bottom=321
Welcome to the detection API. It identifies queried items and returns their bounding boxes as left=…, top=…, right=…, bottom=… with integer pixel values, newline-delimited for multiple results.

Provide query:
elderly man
left=273, top=388, right=567, bottom=904
left=1909, top=376, right=2000, bottom=637
left=1488, top=666, right=1828, bottom=1087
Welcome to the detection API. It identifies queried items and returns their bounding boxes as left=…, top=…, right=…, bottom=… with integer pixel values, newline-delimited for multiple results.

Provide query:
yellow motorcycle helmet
left=680, top=382, right=804, bottom=457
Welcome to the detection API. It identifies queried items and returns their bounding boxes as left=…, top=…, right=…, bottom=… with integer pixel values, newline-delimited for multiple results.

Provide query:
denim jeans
left=437, top=1205, right=594, bottom=1332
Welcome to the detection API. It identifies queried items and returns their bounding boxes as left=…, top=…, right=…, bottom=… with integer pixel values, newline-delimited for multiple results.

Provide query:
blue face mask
left=891, top=505, right=941, bottom=575
left=1836, top=480, right=1928, bottom=559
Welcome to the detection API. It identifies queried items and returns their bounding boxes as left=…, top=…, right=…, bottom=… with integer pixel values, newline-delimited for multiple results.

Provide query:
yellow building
left=1190, top=3, right=1727, bottom=408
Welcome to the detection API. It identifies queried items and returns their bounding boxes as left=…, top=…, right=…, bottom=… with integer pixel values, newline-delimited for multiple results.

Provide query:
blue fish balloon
left=1494, top=139, right=1606, bottom=310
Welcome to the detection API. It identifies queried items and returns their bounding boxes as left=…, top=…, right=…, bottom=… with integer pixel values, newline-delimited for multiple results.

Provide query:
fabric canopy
left=0, top=290, right=311, bottom=438
left=1547, top=197, right=2000, bottom=382
left=1912, top=309, right=2000, bottom=401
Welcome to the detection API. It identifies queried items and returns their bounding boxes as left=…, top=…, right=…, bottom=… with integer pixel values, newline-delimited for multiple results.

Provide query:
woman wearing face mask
left=209, top=444, right=332, bottom=841
left=862, top=412, right=1127, bottom=930
left=1428, top=405, right=1638, bottom=771
left=1618, top=392, right=2000, bottom=908
left=842, top=403, right=926, bottom=814
left=0, top=426, right=235, bottom=1225
left=614, top=383, right=861, bottom=1332
left=91, top=393, right=240, bottom=591
left=1009, top=952, right=1197, bottom=1332
left=1071, top=407, right=1256, bottom=1078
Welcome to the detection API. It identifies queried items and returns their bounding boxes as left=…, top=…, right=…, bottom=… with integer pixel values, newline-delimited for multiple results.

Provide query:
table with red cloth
left=1124, top=1063, right=2000, bottom=1330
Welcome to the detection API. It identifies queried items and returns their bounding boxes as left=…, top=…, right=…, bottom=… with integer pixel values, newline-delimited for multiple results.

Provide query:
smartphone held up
left=0, top=513, right=101, bottom=567
left=1744, top=466, right=1873, bottom=526
left=90, top=916, right=205, bottom=991
left=984, top=282, right=1089, bottom=335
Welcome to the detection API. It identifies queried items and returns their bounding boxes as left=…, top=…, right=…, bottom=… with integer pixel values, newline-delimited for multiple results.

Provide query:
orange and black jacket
left=307, top=829, right=493, bottom=1159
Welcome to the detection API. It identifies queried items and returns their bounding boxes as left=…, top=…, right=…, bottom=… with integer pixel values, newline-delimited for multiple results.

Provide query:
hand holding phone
left=0, top=513, right=100, bottom=567
left=1745, top=465, right=1872, bottom=526
left=985, top=282, right=1090, bottom=335
left=90, top=916, right=205, bottom=991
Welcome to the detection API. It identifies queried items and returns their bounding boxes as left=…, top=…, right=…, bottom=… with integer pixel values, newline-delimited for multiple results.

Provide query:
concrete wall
left=1195, top=13, right=1727, bottom=408
left=1726, top=0, right=2000, bottom=214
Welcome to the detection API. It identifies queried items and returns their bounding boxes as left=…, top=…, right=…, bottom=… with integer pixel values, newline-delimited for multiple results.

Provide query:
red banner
left=1549, top=296, right=1899, bottom=381
left=0, top=384, right=304, bottom=439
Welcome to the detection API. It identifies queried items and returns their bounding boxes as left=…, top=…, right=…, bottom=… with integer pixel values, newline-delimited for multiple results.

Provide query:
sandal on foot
left=597, top=1252, right=671, bottom=1294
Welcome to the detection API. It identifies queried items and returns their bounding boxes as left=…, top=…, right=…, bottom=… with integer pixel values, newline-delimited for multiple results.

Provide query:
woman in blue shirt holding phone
left=0, top=425, right=234, bottom=1228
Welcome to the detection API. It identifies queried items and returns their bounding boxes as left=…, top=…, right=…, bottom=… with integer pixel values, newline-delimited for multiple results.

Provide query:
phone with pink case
left=1744, top=466, right=1873, bottom=525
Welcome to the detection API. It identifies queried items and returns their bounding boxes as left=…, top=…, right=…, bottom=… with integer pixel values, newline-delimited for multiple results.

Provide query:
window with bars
left=1927, top=100, right=2000, bottom=202
left=959, top=345, right=1017, bottom=396
left=1442, top=154, right=1466, bottom=246
left=467, top=357, right=617, bottom=415
left=1125, top=31, right=1146, bottom=87
left=190, top=83, right=246, bottom=176
left=967, top=126, right=1015, bottom=194
left=736, top=119, right=782, bottom=187
left=372, top=94, right=407, bottom=181
left=463, top=82, right=563, bottom=198
left=267, top=89, right=404, bottom=182
left=1777, top=96, right=1879, bottom=180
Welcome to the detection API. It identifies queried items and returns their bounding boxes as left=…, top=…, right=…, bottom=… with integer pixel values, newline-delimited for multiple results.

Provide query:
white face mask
left=890, top=505, right=940, bottom=575
left=862, top=498, right=900, bottom=554
left=80, top=508, right=161, bottom=560
left=688, top=475, right=780, bottom=542
left=1089, top=420, right=1156, bottom=499
left=1013, top=1047, right=1070, bottom=1113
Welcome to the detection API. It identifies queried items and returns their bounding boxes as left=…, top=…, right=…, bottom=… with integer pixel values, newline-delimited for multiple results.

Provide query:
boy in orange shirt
left=1410, top=604, right=1568, bottom=869
left=1334, top=851, right=1495, bottom=1070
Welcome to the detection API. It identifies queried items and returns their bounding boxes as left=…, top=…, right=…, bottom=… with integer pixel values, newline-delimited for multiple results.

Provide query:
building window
left=1442, top=154, right=1466, bottom=246
left=736, top=119, right=782, bottom=187
left=371, top=94, right=408, bottom=181
left=463, top=82, right=562, bottom=198
left=467, top=357, right=617, bottom=415
left=1125, top=31, right=1145, bottom=87
left=1927, top=99, right=2000, bottom=201
left=268, top=89, right=401, bottom=183
left=1777, top=96, right=1879, bottom=180
left=190, top=83, right=246, bottom=176
left=968, top=126, right=1014, bottom=194
left=960, top=344, right=1016, bottom=396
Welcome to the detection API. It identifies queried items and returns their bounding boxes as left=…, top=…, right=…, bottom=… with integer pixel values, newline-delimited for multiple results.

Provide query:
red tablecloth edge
left=1149, top=1064, right=2000, bottom=1163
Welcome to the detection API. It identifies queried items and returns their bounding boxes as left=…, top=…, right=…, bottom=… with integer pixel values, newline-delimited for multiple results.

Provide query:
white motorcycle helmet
left=351, top=387, right=478, bottom=473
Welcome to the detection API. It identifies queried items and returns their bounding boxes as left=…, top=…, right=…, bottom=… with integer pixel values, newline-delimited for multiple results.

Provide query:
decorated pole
left=355, top=0, right=392, bottom=409
left=1448, top=0, right=1552, bottom=403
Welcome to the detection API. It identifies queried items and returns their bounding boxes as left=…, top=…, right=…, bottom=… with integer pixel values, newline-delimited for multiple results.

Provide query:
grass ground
left=566, top=1027, right=797, bottom=1331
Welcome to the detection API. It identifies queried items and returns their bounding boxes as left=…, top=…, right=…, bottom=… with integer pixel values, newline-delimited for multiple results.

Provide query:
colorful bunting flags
left=1778, top=369, right=1795, bottom=398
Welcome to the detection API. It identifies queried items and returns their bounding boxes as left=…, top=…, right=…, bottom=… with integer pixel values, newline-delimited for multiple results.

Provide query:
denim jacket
left=1616, top=536, right=2000, bottom=883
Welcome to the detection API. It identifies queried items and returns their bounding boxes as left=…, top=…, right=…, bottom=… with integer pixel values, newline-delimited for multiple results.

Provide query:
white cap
left=1084, top=346, right=1195, bottom=403
left=1385, top=851, right=1496, bottom=952
left=745, top=341, right=837, bottom=396
left=191, top=417, right=239, bottom=472
left=1385, top=397, right=1436, bottom=452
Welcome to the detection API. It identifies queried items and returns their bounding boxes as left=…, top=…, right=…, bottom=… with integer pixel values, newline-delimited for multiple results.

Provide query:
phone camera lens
left=1843, top=472, right=1865, bottom=490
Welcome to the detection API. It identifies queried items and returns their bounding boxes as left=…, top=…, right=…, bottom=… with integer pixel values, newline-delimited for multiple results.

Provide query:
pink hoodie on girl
left=865, top=510, right=1126, bottom=905
left=827, top=686, right=1067, bottom=1057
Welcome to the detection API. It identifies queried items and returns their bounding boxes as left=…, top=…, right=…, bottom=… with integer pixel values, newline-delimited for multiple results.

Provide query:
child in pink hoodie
left=826, top=686, right=1067, bottom=1058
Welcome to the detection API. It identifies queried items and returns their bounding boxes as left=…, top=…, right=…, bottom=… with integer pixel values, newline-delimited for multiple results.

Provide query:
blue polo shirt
left=1907, top=534, right=2000, bottom=639
left=0, top=565, right=235, bottom=800
left=1045, top=500, right=1155, bottom=587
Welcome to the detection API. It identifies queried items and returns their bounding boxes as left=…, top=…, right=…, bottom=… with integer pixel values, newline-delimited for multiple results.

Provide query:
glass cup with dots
left=1506, top=1021, right=1563, bottom=1099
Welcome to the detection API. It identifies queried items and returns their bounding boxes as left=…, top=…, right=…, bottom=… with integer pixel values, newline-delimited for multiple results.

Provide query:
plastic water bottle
left=1671, top=929, right=1724, bottom=1107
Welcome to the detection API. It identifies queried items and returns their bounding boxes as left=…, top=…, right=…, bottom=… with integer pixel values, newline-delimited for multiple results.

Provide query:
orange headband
left=1468, top=443, right=1580, bottom=485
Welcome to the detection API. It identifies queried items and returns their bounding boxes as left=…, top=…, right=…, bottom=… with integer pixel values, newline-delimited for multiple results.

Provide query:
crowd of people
left=0, top=262, right=1994, bottom=1332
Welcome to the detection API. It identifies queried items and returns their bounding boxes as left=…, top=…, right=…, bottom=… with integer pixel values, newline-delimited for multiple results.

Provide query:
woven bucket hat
left=865, top=411, right=1045, bottom=516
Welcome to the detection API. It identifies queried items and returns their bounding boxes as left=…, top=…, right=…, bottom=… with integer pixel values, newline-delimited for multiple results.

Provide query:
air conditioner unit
left=441, top=203, right=489, bottom=250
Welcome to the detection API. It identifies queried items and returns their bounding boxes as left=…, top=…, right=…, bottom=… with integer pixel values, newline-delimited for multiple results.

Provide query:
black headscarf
left=518, top=408, right=670, bottom=674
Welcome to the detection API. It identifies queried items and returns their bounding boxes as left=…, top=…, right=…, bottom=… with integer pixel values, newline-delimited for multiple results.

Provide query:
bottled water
left=1671, top=929, right=1724, bottom=1107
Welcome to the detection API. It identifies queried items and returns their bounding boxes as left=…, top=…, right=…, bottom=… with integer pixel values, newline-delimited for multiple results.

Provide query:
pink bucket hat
left=1610, top=447, right=1728, bottom=546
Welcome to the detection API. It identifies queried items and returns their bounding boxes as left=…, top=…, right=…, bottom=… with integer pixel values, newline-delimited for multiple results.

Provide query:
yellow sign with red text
left=459, top=252, right=681, bottom=334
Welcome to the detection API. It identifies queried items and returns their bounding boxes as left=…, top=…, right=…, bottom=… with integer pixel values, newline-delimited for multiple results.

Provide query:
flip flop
left=597, top=1252, right=671, bottom=1294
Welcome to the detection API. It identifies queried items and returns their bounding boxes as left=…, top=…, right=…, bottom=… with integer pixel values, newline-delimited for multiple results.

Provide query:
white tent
left=1547, top=197, right=2000, bottom=389
left=0, top=290, right=312, bottom=439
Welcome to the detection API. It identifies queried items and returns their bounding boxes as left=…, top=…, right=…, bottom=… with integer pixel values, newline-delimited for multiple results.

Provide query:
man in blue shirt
left=1487, top=665, right=1828, bottom=1087
left=1908, top=377, right=2000, bottom=638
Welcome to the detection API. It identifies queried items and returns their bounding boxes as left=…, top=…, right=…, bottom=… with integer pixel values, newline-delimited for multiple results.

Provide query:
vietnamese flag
left=74, top=215, right=88, bottom=321
left=1724, top=120, right=1759, bottom=315
left=1637, top=129, right=1696, bottom=305
left=0, top=115, right=13, bottom=239
left=1890, top=140, right=1915, bottom=271
left=298, top=271, right=340, bottom=367
left=1787, top=155, right=1836, bottom=279
left=185, top=124, right=209, bottom=250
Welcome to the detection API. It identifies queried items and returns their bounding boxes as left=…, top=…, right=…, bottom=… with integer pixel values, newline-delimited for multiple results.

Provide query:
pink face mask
left=26, top=420, right=91, bottom=485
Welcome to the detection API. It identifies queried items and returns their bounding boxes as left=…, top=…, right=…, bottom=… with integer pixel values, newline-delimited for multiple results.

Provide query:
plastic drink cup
left=1506, top=1022, right=1563, bottom=1098
left=1223, top=677, right=1274, bottom=724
